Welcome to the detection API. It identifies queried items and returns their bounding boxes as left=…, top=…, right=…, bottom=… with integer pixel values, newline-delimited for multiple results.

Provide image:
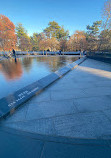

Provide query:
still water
left=0, top=56, right=78, bottom=99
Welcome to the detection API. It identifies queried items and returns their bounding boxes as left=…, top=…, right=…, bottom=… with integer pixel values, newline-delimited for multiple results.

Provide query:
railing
left=86, top=52, right=111, bottom=63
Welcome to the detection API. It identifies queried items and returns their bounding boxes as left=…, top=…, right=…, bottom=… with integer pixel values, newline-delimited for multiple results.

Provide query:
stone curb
left=0, top=126, right=110, bottom=146
left=0, top=56, right=87, bottom=120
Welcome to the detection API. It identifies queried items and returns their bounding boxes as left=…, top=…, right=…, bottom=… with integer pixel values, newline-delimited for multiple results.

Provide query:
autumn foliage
left=0, top=14, right=17, bottom=51
left=39, top=37, right=60, bottom=51
left=0, top=0, right=111, bottom=54
left=0, top=59, right=22, bottom=80
left=67, top=31, right=86, bottom=52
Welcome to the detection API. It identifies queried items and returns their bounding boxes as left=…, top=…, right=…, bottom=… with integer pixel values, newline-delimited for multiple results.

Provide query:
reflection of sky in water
left=0, top=56, right=78, bottom=99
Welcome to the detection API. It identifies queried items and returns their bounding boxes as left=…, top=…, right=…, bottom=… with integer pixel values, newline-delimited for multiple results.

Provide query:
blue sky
left=0, top=0, right=105, bottom=36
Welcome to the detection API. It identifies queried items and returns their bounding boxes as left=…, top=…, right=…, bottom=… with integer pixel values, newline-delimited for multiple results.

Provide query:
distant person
left=12, top=49, right=17, bottom=62
left=59, top=50, right=62, bottom=55
left=12, top=49, right=16, bottom=57
left=83, top=50, right=85, bottom=55
left=80, top=51, right=83, bottom=56
left=47, top=49, right=50, bottom=52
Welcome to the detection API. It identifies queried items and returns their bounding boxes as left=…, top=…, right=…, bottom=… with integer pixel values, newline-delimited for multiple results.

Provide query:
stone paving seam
left=73, top=99, right=80, bottom=112
left=3, top=107, right=111, bottom=125
left=50, top=93, right=111, bottom=101
left=3, top=110, right=108, bottom=125
left=52, top=118, right=57, bottom=136
left=49, top=86, right=111, bottom=92
left=2, top=111, right=82, bottom=124
left=41, top=140, right=110, bottom=148
left=26, top=97, right=75, bottom=104
left=27, top=94, right=107, bottom=105
left=24, top=102, right=31, bottom=120
left=0, top=126, right=110, bottom=147
left=40, top=143, right=46, bottom=158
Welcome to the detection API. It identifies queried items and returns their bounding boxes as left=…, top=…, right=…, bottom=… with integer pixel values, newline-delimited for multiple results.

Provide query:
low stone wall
left=87, top=52, right=111, bottom=63
left=0, top=51, right=81, bottom=56
left=0, top=56, right=86, bottom=120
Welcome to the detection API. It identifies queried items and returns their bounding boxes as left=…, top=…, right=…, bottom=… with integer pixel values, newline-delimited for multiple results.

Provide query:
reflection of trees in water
left=36, top=56, right=62, bottom=71
left=0, top=59, right=23, bottom=80
left=22, top=57, right=33, bottom=72
left=36, top=56, right=78, bottom=71
left=61, top=56, right=77, bottom=63
left=0, top=56, right=78, bottom=81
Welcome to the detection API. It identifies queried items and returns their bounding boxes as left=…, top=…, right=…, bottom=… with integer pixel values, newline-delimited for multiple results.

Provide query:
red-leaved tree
left=0, top=14, right=17, bottom=51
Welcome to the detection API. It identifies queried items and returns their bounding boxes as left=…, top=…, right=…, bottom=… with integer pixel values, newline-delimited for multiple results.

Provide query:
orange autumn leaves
left=39, top=37, right=60, bottom=52
left=0, top=14, right=17, bottom=51
left=67, top=31, right=87, bottom=52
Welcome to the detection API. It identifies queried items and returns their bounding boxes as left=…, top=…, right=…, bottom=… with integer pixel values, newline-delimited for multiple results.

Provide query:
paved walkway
left=0, top=126, right=111, bottom=158
left=1, top=58, right=111, bottom=139
left=1, top=58, right=111, bottom=157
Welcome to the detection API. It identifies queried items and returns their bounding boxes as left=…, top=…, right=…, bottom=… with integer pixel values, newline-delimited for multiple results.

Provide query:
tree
left=67, top=31, right=86, bottom=51
left=102, top=0, right=111, bottom=30
left=56, top=27, right=69, bottom=40
left=99, top=29, right=111, bottom=51
left=86, top=21, right=102, bottom=51
left=16, top=23, right=32, bottom=51
left=86, top=21, right=102, bottom=36
left=60, top=39, right=68, bottom=52
left=39, top=37, right=60, bottom=51
left=30, top=32, right=45, bottom=51
left=16, top=23, right=27, bottom=39
left=39, top=39, right=49, bottom=51
left=43, top=21, right=69, bottom=40
left=19, top=36, right=32, bottom=51
left=47, top=37, right=60, bottom=51
left=0, top=14, right=17, bottom=51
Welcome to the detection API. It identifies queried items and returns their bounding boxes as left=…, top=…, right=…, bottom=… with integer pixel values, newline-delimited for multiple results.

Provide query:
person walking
left=59, top=50, right=62, bottom=55
left=12, top=49, right=16, bottom=56
left=12, top=49, right=17, bottom=62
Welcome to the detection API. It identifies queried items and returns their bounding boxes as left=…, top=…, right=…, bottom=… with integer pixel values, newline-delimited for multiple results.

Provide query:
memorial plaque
left=0, top=73, right=60, bottom=119
left=0, top=81, right=43, bottom=119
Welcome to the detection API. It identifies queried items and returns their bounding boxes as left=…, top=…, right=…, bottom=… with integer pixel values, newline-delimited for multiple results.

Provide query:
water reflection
left=0, top=59, right=23, bottom=80
left=0, top=56, right=78, bottom=98
left=22, top=57, right=33, bottom=72
left=0, top=56, right=78, bottom=81
left=36, top=56, right=76, bottom=71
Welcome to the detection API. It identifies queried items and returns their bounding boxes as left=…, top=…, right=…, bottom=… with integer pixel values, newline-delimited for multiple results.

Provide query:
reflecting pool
left=0, top=56, right=78, bottom=99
